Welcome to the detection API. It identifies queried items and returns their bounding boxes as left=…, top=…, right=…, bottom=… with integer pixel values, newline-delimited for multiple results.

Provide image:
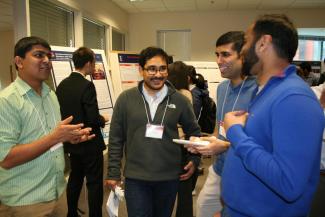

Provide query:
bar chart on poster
left=50, top=46, right=116, bottom=144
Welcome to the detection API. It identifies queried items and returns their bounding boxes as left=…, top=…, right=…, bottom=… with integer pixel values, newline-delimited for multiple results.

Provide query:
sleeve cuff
left=226, top=124, right=245, bottom=149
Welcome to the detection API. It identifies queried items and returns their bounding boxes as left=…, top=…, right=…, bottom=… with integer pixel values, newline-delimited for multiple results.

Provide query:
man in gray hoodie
left=106, top=46, right=201, bottom=217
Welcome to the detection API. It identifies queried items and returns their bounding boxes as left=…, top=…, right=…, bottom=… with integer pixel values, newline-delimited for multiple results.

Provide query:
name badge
left=218, top=121, right=227, bottom=138
left=50, top=142, right=63, bottom=152
left=145, top=124, right=164, bottom=139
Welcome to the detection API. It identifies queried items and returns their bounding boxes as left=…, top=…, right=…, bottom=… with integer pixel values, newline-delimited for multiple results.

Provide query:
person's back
left=56, top=73, right=105, bottom=154
left=168, top=61, right=201, bottom=217
left=300, top=62, right=319, bottom=86
left=56, top=47, right=107, bottom=217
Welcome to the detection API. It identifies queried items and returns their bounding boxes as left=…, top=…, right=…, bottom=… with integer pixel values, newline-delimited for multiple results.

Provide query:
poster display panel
left=50, top=46, right=115, bottom=144
left=109, top=52, right=140, bottom=97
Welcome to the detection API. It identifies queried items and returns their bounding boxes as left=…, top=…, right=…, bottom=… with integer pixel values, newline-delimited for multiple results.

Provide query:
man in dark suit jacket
left=56, top=47, right=109, bottom=217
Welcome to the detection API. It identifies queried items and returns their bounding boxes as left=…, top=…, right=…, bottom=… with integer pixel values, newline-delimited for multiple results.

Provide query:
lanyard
left=141, top=94, right=169, bottom=126
left=25, top=91, right=57, bottom=135
left=220, top=77, right=247, bottom=121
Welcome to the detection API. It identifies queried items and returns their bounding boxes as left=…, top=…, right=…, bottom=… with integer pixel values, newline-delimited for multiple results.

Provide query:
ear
left=256, top=35, right=272, bottom=53
left=139, top=66, right=144, bottom=77
left=14, top=56, right=23, bottom=70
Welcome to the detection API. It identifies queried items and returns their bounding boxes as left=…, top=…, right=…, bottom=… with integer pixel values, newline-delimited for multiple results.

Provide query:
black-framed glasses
left=143, top=65, right=168, bottom=75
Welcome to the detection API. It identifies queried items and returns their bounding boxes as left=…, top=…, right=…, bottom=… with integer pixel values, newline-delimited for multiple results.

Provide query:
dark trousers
left=176, top=171, right=198, bottom=217
left=66, top=153, right=103, bottom=217
left=309, top=174, right=325, bottom=217
left=125, top=178, right=179, bottom=217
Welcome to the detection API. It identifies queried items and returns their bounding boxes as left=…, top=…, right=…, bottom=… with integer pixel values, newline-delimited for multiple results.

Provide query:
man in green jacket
left=106, top=46, right=201, bottom=217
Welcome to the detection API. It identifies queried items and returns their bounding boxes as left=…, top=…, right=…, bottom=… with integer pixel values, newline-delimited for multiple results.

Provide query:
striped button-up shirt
left=0, top=77, right=66, bottom=206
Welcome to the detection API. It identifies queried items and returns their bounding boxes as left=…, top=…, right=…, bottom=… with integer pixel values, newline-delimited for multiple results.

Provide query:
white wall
left=0, top=30, right=14, bottom=89
left=128, top=9, right=325, bottom=61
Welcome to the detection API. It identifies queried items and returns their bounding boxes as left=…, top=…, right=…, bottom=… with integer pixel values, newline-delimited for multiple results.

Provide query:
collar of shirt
left=189, top=84, right=196, bottom=91
left=14, top=76, right=51, bottom=97
left=73, top=71, right=87, bottom=78
left=256, top=85, right=265, bottom=95
left=142, top=84, right=168, bottom=120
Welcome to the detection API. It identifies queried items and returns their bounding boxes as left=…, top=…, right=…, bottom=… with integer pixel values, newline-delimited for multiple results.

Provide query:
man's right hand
left=104, top=179, right=121, bottom=190
left=185, top=136, right=230, bottom=155
left=50, top=116, right=94, bottom=144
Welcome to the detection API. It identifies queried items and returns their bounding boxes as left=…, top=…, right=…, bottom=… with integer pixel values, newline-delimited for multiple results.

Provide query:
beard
left=242, top=44, right=259, bottom=76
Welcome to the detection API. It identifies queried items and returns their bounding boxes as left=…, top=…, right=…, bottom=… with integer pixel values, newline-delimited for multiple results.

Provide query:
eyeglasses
left=143, top=65, right=168, bottom=75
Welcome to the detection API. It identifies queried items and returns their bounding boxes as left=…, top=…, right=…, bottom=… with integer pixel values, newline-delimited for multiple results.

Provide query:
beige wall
left=0, top=30, right=14, bottom=89
left=128, top=9, right=325, bottom=61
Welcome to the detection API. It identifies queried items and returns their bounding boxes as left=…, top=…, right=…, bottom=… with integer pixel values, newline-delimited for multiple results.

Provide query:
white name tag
left=50, top=142, right=63, bottom=152
left=145, top=124, right=164, bottom=139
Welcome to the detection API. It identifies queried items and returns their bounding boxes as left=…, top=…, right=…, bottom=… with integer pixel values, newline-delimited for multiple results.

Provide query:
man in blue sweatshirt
left=221, top=14, right=325, bottom=217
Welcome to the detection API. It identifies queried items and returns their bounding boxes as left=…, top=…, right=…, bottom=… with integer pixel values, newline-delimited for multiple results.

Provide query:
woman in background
left=168, top=61, right=199, bottom=217
left=187, top=65, right=209, bottom=121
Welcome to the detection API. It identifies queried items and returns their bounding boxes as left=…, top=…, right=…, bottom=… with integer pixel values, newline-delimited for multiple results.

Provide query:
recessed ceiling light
left=129, top=0, right=144, bottom=2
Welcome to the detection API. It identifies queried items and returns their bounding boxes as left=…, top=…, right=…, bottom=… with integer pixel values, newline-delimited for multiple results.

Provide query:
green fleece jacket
left=107, top=81, right=201, bottom=181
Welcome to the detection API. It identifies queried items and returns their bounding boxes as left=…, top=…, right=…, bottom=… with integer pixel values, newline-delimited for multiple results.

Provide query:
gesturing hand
left=51, top=116, right=94, bottom=144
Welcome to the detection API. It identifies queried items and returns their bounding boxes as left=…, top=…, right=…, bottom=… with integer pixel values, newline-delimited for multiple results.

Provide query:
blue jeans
left=125, top=178, right=179, bottom=217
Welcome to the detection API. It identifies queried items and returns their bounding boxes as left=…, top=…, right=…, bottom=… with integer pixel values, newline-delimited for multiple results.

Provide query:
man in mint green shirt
left=0, top=36, right=94, bottom=217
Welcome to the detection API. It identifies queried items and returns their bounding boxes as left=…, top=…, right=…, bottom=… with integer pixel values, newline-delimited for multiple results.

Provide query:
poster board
left=50, top=46, right=116, bottom=144
left=109, top=51, right=140, bottom=97
left=185, top=61, right=226, bottom=103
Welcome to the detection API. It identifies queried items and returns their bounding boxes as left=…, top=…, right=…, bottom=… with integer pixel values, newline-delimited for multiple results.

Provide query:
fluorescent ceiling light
left=129, top=0, right=144, bottom=2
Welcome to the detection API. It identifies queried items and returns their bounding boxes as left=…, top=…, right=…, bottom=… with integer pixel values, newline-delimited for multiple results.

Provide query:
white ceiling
left=1, top=0, right=325, bottom=31
left=112, top=0, right=325, bottom=13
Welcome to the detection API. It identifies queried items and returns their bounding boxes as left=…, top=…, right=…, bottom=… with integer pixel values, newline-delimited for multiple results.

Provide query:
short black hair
left=252, top=14, right=298, bottom=62
left=216, top=31, right=245, bottom=54
left=72, top=47, right=95, bottom=69
left=14, top=36, right=51, bottom=58
left=300, top=62, right=312, bottom=72
left=14, top=36, right=51, bottom=69
left=139, top=46, right=169, bottom=68
left=168, top=61, right=189, bottom=90
left=187, top=65, right=197, bottom=81
left=187, top=65, right=205, bottom=89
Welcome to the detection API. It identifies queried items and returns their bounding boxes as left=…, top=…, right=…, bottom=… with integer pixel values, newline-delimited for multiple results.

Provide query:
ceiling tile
left=291, top=0, right=325, bottom=8
left=196, top=0, right=228, bottom=10
left=131, top=0, right=166, bottom=9
left=167, top=6, right=197, bottom=12
left=138, top=7, right=168, bottom=12
left=228, top=0, right=260, bottom=9
left=258, top=0, right=295, bottom=9
left=163, top=0, right=196, bottom=9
